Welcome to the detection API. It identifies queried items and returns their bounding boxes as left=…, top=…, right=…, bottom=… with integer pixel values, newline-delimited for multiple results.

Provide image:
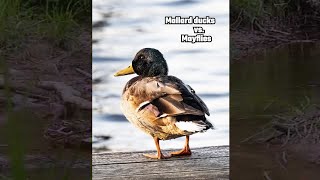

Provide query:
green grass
left=41, top=0, right=91, bottom=46
left=40, top=2, right=79, bottom=47
left=0, top=0, right=91, bottom=51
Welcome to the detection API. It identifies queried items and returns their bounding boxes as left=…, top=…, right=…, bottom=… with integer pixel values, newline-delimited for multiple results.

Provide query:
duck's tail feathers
left=175, top=119, right=213, bottom=133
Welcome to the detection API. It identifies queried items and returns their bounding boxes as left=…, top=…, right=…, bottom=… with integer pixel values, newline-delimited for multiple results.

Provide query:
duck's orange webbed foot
left=170, top=147, right=192, bottom=156
left=143, top=153, right=171, bottom=159
left=170, top=135, right=192, bottom=156
left=145, top=137, right=171, bottom=159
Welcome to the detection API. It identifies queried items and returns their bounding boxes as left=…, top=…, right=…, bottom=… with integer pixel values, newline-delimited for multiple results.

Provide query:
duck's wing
left=168, top=76, right=210, bottom=116
left=129, top=76, right=210, bottom=119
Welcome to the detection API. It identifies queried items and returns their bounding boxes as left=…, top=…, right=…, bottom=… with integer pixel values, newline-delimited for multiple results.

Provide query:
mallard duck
left=114, top=48, right=213, bottom=159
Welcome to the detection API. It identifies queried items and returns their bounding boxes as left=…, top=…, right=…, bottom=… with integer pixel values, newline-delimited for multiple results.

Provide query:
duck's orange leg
left=143, top=137, right=171, bottom=159
left=170, top=135, right=192, bottom=156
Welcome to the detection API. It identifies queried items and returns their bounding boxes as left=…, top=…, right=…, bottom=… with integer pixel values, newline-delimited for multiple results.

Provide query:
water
left=231, top=43, right=320, bottom=179
left=92, top=0, right=229, bottom=151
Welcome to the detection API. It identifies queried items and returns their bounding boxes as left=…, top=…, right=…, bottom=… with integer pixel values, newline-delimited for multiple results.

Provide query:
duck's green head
left=114, top=48, right=168, bottom=77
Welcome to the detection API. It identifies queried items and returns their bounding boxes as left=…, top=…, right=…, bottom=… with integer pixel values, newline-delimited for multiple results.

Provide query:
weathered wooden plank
left=93, top=146, right=229, bottom=179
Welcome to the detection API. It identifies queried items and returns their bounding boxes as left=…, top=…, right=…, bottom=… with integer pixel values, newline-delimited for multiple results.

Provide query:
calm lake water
left=231, top=43, right=320, bottom=179
left=92, top=0, right=229, bottom=151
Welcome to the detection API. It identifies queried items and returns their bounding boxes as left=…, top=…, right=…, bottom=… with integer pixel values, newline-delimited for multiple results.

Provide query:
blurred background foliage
left=231, top=0, right=320, bottom=28
left=0, top=0, right=91, bottom=50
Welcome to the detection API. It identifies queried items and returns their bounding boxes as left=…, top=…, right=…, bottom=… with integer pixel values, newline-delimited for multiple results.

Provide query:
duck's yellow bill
left=114, top=65, right=135, bottom=76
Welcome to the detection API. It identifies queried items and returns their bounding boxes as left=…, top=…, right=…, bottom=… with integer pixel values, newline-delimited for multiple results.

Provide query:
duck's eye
left=138, top=55, right=145, bottom=60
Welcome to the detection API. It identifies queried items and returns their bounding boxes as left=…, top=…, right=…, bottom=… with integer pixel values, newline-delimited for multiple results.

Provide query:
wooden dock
left=93, top=146, right=229, bottom=179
